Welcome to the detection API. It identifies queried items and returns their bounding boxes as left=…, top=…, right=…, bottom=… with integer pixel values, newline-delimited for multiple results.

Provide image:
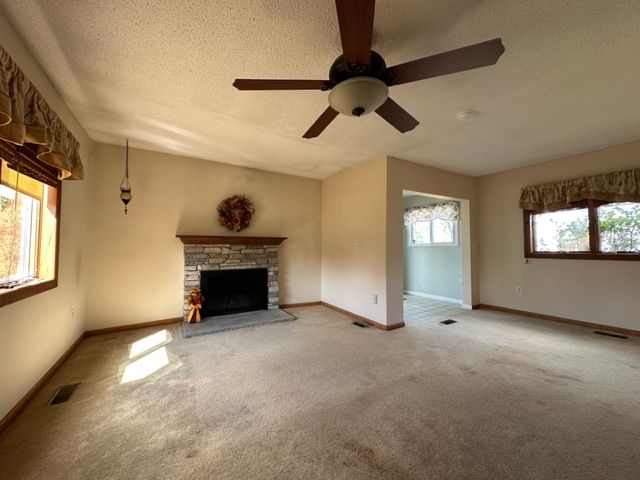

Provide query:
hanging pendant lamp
left=119, top=139, right=132, bottom=214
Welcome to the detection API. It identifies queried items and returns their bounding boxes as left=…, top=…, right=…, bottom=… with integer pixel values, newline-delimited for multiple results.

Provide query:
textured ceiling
left=2, top=0, right=639, bottom=179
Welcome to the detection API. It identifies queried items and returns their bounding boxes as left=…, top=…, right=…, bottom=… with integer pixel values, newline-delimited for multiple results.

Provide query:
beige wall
left=478, top=140, right=640, bottom=330
left=386, top=157, right=479, bottom=324
left=85, top=143, right=321, bottom=329
left=321, top=157, right=389, bottom=324
left=0, top=12, right=93, bottom=419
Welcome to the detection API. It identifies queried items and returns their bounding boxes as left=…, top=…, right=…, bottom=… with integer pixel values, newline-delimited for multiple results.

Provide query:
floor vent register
left=48, top=383, right=80, bottom=405
left=353, top=321, right=370, bottom=328
left=440, top=319, right=458, bottom=326
left=593, top=330, right=628, bottom=339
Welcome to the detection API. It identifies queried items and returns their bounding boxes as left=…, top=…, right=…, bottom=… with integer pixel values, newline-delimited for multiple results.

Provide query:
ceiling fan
left=233, top=0, right=505, bottom=139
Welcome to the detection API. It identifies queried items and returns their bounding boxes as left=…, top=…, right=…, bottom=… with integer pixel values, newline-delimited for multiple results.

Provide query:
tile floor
left=403, top=293, right=465, bottom=323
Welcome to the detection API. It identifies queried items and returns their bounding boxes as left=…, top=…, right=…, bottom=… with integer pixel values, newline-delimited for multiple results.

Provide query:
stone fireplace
left=177, top=235, right=286, bottom=321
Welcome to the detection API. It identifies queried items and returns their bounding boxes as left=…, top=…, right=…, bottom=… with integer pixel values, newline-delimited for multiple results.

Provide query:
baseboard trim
left=0, top=331, right=85, bottom=435
left=321, top=302, right=405, bottom=331
left=85, top=317, right=183, bottom=336
left=477, top=304, right=640, bottom=337
left=404, top=290, right=462, bottom=304
left=279, top=301, right=322, bottom=309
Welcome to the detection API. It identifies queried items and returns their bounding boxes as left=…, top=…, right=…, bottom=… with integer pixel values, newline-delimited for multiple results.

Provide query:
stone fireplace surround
left=177, top=235, right=287, bottom=321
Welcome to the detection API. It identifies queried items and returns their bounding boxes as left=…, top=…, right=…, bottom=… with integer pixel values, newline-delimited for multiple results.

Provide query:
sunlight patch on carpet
left=121, top=346, right=169, bottom=384
left=129, top=330, right=171, bottom=358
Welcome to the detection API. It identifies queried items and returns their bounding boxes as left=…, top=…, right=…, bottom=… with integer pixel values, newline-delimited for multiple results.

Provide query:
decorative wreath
left=217, top=194, right=255, bottom=232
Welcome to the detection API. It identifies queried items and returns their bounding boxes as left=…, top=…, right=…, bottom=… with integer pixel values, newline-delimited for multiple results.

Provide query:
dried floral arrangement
left=217, top=194, right=255, bottom=232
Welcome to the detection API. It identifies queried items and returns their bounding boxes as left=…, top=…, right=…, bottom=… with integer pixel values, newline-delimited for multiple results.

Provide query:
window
left=0, top=145, right=60, bottom=306
left=409, top=218, right=458, bottom=246
left=532, top=207, right=590, bottom=252
left=524, top=200, right=640, bottom=260
left=597, top=202, right=640, bottom=253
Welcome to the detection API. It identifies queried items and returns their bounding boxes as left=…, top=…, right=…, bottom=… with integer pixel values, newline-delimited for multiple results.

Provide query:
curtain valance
left=404, top=201, right=460, bottom=225
left=519, top=168, right=640, bottom=211
left=0, top=46, right=83, bottom=180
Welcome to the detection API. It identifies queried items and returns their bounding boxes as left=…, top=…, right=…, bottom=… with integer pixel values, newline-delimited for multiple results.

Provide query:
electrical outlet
left=372, top=294, right=378, bottom=304
left=515, top=286, right=523, bottom=295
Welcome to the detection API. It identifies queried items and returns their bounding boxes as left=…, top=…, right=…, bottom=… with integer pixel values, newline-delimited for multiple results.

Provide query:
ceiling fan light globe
left=328, top=77, right=388, bottom=117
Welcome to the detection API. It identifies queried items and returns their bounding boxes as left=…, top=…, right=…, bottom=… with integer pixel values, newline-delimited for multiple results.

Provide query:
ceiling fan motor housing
left=329, top=51, right=388, bottom=84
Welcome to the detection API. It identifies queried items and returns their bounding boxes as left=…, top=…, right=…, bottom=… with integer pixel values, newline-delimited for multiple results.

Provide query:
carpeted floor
left=0, top=306, right=638, bottom=479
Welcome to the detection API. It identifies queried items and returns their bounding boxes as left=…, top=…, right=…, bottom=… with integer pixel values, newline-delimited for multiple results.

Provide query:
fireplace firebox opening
left=199, top=268, right=268, bottom=318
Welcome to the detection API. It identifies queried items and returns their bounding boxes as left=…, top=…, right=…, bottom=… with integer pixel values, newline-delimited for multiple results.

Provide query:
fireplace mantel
left=176, top=235, right=287, bottom=245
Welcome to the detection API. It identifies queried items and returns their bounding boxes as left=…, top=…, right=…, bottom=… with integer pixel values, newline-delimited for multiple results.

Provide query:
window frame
left=408, top=218, right=459, bottom=247
left=0, top=140, right=62, bottom=307
left=523, top=199, right=640, bottom=261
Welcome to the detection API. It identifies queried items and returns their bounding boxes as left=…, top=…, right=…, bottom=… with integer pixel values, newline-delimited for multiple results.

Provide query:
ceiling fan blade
left=335, top=0, right=376, bottom=67
left=233, top=79, right=327, bottom=90
left=384, top=38, right=505, bottom=86
left=303, top=107, right=339, bottom=138
left=375, top=98, right=419, bottom=133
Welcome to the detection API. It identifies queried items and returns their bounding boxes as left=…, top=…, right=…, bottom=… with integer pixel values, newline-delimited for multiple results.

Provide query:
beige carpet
left=0, top=306, right=638, bottom=479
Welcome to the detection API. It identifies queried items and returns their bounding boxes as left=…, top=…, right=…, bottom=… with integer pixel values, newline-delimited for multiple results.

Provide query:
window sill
left=409, top=243, right=459, bottom=248
left=526, top=252, right=640, bottom=261
left=0, top=279, right=57, bottom=307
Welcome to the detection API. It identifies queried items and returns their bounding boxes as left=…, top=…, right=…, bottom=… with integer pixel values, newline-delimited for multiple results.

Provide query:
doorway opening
left=402, top=191, right=466, bottom=324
